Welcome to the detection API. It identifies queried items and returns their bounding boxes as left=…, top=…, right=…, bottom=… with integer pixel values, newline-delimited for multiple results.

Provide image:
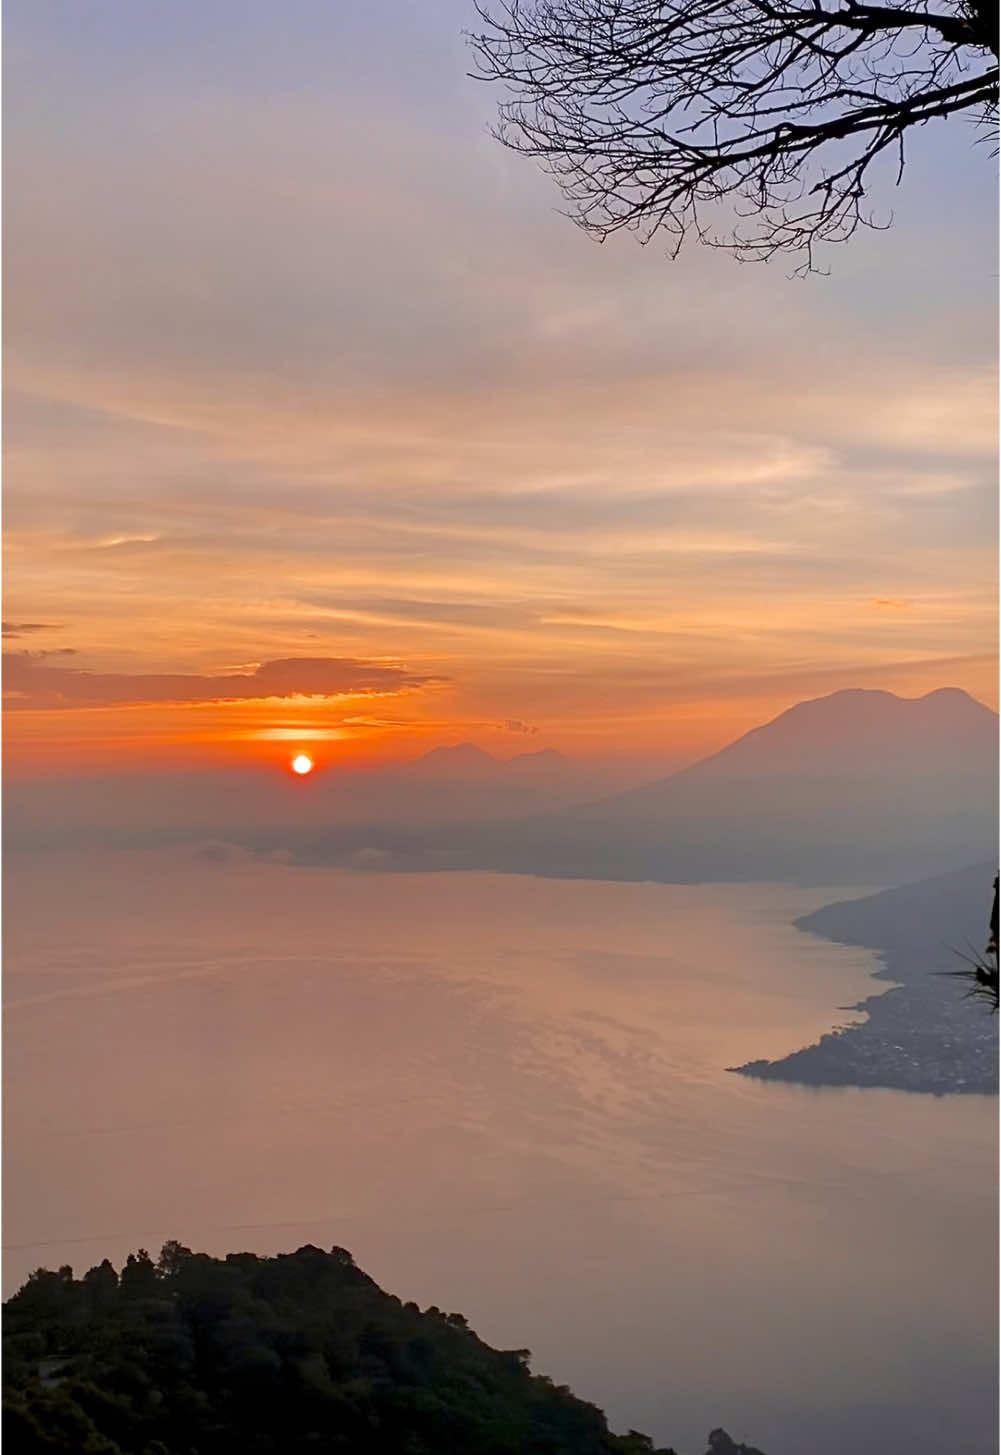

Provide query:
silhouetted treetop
left=3, top=1242, right=686, bottom=1454
left=469, top=0, right=998, bottom=270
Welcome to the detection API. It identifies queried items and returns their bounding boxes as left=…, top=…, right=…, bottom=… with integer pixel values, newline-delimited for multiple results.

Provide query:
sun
left=291, top=754, right=314, bottom=776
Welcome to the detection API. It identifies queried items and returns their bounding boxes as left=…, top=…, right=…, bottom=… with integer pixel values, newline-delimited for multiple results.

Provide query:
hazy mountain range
left=3, top=742, right=643, bottom=850
left=407, top=744, right=574, bottom=781
left=7, top=687, right=997, bottom=887
left=451, top=688, right=999, bottom=886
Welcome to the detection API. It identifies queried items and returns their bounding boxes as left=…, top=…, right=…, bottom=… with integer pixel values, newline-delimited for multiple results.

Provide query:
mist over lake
left=5, top=850, right=996, bottom=1455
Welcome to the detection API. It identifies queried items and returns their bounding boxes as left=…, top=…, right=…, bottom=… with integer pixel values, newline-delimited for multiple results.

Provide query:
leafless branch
left=468, top=0, right=999, bottom=269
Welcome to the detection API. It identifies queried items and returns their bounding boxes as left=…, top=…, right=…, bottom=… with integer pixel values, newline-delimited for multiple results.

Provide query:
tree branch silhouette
left=469, top=0, right=999, bottom=271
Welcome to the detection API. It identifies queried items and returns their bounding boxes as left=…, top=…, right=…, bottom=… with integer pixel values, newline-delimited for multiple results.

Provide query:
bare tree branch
left=468, top=0, right=999, bottom=270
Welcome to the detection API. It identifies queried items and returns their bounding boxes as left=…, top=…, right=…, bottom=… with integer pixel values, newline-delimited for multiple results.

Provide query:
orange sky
left=4, top=3, right=997, bottom=780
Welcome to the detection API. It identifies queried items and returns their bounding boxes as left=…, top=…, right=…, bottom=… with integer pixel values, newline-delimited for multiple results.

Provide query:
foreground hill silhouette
left=3, top=1244, right=764, bottom=1455
left=453, top=688, right=998, bottom=886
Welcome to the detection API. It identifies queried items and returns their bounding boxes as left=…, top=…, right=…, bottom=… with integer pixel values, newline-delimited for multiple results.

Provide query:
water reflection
left=4, top=851, right=997, bottom=1455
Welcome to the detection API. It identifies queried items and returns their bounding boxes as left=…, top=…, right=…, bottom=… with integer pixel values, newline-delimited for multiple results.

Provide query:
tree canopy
left=469, top=0, right=999, bottom=270
left=3, top=1242, right=682, bottom=1455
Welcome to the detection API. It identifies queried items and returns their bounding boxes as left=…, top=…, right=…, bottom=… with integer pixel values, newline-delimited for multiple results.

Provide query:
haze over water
left=5, top=850, right=996, bottom=1455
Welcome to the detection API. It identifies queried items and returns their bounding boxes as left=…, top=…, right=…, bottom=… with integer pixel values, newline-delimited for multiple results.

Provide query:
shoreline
left=729, top=871, right=999, bottom=1095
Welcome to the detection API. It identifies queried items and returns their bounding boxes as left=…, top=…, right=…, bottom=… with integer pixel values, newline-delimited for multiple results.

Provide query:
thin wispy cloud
left=2, top=621, right=64, bottom=638
left=2, top=0, right=995, bottom=771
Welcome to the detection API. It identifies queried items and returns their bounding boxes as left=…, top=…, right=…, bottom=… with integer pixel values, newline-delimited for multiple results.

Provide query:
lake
left=4, top=849, right=997, bottom=1455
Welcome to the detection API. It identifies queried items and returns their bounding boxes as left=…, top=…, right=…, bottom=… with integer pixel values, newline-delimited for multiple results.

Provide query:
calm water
left=4, top=850, right=997, bottom=1455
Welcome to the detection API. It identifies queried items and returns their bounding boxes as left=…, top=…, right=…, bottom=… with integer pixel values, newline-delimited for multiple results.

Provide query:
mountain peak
left=488, top=685, right=997, bottom=886
left=684, top=685, right=996, bottom=780
left=409, top=744, right=500, bottom=777
left=919, top=685, right=981, bottom=703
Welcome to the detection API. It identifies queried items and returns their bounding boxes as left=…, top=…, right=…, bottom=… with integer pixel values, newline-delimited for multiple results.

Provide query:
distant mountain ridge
left=794, top=858, right=999, bottom=957
left=9, top=688, right=995, bottom=888
left=408, top=743, right=572, bottom=779
left=408, top=742, right=502, bottom=777
left=456, top=687, right=999, bottom=887
left=609, top=687, right=997, bottom=795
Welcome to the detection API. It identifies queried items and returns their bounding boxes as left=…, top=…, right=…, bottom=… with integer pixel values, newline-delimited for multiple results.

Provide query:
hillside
left=2, top=1244, right=762, bottom=1455
left=793, top=859, right=999, bottom=961
left=457, top=688, right=999, bottom=886
left=678, top=687, right=997, bottom=779
left=733, top=863, right=999, bottom=1093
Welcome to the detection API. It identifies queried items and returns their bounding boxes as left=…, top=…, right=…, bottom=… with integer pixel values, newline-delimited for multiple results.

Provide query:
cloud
left=1, top=3, right=994, bottom=766
left=503, top=719, right=538, bottom=735
left=2, top=655, right=445, bottom=710
left=90, top=534, right=162, bottom=550
left=2, top=621, right=63, bottom=638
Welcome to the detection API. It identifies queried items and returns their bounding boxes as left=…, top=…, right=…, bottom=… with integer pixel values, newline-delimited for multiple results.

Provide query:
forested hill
left=2, top=1242, right=751, bottom=1455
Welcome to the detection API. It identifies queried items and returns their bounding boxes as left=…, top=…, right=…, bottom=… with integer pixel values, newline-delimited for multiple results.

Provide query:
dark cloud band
left=2, top=655, right=445, bottom=710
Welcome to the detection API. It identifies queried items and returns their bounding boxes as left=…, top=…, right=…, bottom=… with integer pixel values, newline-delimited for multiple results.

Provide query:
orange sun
left=290, top=754, right=314, bottom=775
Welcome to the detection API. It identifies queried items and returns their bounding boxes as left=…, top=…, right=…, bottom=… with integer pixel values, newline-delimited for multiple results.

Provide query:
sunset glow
left=2, top=1, right=995, bottom=785
left=3, top=7, right=997, bottom=1455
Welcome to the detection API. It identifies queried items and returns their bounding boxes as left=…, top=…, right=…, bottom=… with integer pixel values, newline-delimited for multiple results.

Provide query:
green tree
left=156, top=1240, right=193, bottom=1277
left=3, top=1244, right=686, bottom=1455
left=82, top=1261, right=118, bottom=1315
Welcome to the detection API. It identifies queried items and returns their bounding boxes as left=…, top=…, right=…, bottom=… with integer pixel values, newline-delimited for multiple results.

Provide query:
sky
left=4, top=0, right=998, bottom=781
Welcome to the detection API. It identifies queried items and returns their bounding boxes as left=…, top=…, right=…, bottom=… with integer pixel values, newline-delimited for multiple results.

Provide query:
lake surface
left=4, top=849, right=997, bottom=1455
